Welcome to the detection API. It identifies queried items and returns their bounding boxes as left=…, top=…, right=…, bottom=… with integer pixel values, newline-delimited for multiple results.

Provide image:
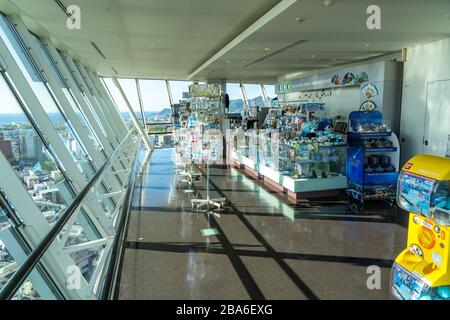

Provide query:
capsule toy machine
left=391, top=154, right=450, bottom=300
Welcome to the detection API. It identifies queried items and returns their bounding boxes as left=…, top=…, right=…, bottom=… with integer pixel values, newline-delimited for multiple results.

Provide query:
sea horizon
left=0, top=109, right=171, bottom=125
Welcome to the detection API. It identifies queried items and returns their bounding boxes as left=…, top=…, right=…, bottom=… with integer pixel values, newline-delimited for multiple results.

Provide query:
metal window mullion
left=13, top=17, right=111, bottom=180
left=259, top=83, right=268, bottom=102
left=135, top=78, right=148, bottom=134
left=113, top=78, right=152, bottom=151
left=75, top=63, right=125, bottom=143
left=64, top=57, right=120, bottom=148
left=240, top=82, right=249, bottom=107
left=77, top=70, right=132, bottom=169
left=84, top=69, right=128, bottom=138
left=0, top=37, right=115, bottom=239
left=90, top=72, right=129, bottom=137
left=0, top=228, right=58, bottom=299
left=41, top=41, right=127, bottom=187
left=9, top=16, right=124, bottom=202
left=0, top=151, right=90, bottom=299
left=41, top=39, right=114, bottom=157
left=100, top=76, right=132, bottom=137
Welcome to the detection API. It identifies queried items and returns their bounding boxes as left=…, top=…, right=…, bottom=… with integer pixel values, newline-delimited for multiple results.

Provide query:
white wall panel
left=400, top=37, right=450, bottom=163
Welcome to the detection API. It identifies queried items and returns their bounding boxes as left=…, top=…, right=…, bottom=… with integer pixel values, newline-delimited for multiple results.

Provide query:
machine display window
left=433, top=180, right=450, bottom=226
left=397, top=172, right=450, bottom=225
left=397, top=172, right=436, bottom=217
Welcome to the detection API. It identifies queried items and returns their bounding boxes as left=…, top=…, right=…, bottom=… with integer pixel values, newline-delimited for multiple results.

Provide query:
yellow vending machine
left=392, top=154, right=450, bottom=300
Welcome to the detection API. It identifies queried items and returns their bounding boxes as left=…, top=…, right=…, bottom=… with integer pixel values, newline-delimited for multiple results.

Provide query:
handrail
left=99, top=141, right=151, bottom=299
left=0, top=130, right=135, bottom=300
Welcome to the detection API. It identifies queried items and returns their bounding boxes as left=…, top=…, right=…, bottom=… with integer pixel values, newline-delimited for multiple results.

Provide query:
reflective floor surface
left=116, top=148, right=407, bottom=300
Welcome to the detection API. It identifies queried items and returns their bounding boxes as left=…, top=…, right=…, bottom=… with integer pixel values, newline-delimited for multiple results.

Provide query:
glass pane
left=138, top=79, right=171, bottom=115
left=0, top=75, right=73, bottom=223
left=0, top=238, right=21, bottom=296
left=57, top=52, right=109, bottom=139
left=265, top=84, right=276, bottom=99
left=0, top=18, right=93, bottom=179
left=244, top=84, right=262, bottom=100
left=103, top=78, right=140, bottom=130
left=168, top=80, right=190, bottom=105
left=59, top=209, right=104, bottom=283
left=33, top=36, right=102, bottom=152
left=62, top=88, right=103, bottom=151
left=244, top=83, right=264, bottom=114
left=12, top=280, right=42, bottom=300
left=1, top=206, right=57, bottom=299
left=226, top=83, right=243, bottom=114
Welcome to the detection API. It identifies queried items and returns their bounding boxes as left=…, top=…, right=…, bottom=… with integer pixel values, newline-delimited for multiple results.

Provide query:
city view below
left=0, top=112, right=102, bottom=299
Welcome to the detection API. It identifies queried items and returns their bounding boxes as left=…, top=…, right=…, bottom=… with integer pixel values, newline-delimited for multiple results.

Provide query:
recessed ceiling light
left=365, top=43, right=371, bottom=47
left=263, top=47, right=272, bottom=53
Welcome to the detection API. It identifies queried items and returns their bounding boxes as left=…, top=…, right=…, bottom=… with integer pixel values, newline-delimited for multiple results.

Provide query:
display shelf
left=366, top=147, right=398, bottom=153
left=364, top=172, right=399, bottom=185
left=347, top=111, right=400, bottom=204
left=348, top=131, right=392, bottom=139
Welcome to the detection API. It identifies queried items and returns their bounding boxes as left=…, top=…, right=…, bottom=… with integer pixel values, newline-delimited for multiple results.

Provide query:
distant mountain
left=228, top=96, right=265, bottom=114
left=228, top=99, right=244, bottom=114
left=122, top=108, right=172, bottom=120
left=157, top=108, right=172, bottom=116
left=248, top=96, right=264, bottom=108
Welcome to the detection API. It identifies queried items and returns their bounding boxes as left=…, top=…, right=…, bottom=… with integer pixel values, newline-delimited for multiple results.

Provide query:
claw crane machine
left=391, top=154, right=450, bottom=300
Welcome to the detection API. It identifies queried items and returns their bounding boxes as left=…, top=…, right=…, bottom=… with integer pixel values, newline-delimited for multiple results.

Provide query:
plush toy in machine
left=300, top=122, right=317, bottom=138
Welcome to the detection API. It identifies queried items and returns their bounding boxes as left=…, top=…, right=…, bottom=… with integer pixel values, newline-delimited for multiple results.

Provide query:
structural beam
left=188, top=0, right=298, bottom=79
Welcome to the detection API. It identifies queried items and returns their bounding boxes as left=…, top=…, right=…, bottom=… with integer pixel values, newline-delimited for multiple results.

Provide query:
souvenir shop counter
left=231, top=151, right=347, bottom=202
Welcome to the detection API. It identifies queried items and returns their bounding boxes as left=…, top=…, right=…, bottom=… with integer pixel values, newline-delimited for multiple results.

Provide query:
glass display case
left=279, top=143, right=347, bottom=179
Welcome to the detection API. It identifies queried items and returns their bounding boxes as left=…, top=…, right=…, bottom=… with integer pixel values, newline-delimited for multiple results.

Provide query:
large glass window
left=34, top=36, right=102, bottom=152
left=57, top=51, right=109, bottom=140
left=168, top=80, right=191, bottom=105
left=0, top=16, right=93, bottom=178
left=244, top=83, right=264, bottom=113
left=265, top=84, right=276, bottom=99
left=0, top=75, right=73, bottom=224
left=138, top=79, right=172, bottom=124
left=103, top=78, right=141, bottom=130
left=226, top=83, right=243, bottom=114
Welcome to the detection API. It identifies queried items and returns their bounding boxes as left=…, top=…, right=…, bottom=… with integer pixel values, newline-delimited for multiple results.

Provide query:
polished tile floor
left=117, top=148, right=407, bottom=300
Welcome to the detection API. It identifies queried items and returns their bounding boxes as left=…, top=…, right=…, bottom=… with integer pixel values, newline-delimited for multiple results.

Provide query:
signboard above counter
left=276, top=61, right=392, bottom=94
left=275, top=60, right=404, bottom=135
